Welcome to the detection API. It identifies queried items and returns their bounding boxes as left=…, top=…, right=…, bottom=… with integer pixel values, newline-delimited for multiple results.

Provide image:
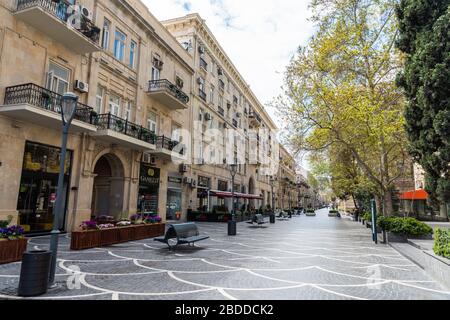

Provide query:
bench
left=276, top=211, right=290, bottom=221
left=154, top=223, right=209, bottom=250
left=246, top=214, right=267, bottom=227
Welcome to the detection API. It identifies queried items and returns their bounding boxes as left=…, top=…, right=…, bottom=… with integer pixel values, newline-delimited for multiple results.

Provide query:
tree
left=396, top=0, right=450, bottom=211
left=275, top=0, right=411, bottom=215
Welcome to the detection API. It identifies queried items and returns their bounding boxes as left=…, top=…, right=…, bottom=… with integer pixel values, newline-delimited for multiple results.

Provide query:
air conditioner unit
left=204, top=113, right=212, bottom=121
left=80, top=6, right=93, bottom=22
left=179, top=163, right=188, bottom=173
left=143, top=153, right=156, bottom=165
left=191, top=180, right=197, bottom=188
left=74, top=80, right=89, bottom=93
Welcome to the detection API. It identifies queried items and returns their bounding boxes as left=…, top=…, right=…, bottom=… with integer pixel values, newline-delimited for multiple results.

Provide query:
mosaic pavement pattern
left=1, top=208, right=450, bottom=300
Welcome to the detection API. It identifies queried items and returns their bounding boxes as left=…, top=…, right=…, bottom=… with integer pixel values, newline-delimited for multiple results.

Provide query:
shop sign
left=140, top=164, right=160, bottom=186
left=168, top=176, right=182, bottom=184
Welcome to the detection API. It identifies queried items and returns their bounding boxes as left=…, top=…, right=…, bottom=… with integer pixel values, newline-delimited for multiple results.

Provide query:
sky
left=142, top=0, right=315, bottom=130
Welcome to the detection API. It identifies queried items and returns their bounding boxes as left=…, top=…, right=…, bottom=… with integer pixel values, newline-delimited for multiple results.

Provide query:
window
left=151, top=67, right=160, bottom=81
left=172, top=123, right=181, bottom=142
left=114, top=29, right=126, bottom=61
left=102, top=19, right=110, bottom=50
left=147, top=111, right=157, bottom=133
left=125, top=101, right=132, bottom=121
left=46, top=62, right=70, bottom=95
left=129, top=41, right=137, bottom=69
left=109, top=95, right=120, bottom=116
left=209, top=86, right=214, bottom=104
left=95, top=86, right=104, bottom=113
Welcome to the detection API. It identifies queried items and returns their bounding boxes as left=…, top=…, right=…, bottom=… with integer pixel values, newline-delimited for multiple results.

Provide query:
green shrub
left=433, top=229, right=450, bottom=259
left=306, top=209, right=315, bottom=213
left=377, top=217, right=433, bottom=237
left=362, top=212, right=372, bottom=221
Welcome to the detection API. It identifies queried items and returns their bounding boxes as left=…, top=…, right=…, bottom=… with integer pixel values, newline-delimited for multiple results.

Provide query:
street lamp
left=49, top=92, right=78, bottom=287
left=228, top=161, right=238, bottom=236
left=269, top=176, right=277, bottom=223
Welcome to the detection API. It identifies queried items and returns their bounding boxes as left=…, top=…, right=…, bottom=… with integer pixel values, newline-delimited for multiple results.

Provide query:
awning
left=399, top=189, right=428, bottom=200
left=208, top=190, right=263, bottom=200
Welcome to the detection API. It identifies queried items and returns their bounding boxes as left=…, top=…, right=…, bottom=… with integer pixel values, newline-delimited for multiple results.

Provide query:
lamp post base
left=227, top=220, right=236, bottom=236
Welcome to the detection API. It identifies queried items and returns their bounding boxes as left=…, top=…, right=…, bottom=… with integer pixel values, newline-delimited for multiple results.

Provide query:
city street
left=1, top=208, right=449, bottom=300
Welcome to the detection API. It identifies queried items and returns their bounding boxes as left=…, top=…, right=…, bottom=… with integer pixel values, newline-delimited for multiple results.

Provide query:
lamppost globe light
left=61, top=92, right=78, bottom=125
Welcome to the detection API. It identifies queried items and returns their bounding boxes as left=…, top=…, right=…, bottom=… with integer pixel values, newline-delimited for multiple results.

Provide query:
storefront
left=166, top=174, right=183, bottom=220
left=197, top=176, right=211, bottom=211
left=16, top=141, right=72, bottom=234
left=138, top=164, right=160, bottom=214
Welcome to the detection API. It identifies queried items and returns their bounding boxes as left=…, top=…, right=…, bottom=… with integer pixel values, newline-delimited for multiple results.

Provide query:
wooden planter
left=0, top=238, right=28, bottom=264
left=71, top=230, right=101, bottom=250
left=100, top=228, right=120, bottom=246
left=71, top=224, right=165, bottom=250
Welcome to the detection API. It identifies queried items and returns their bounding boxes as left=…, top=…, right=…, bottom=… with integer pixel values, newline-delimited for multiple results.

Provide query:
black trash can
left=228, top=220, right=237, bottom=236
left=18, top=250, right=51, bottom=297
left=269, top=214, right=275, bottom=224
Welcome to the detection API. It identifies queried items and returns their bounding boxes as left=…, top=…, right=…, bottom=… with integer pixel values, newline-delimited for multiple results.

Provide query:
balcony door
left=46, top=62, right=70, bottom=95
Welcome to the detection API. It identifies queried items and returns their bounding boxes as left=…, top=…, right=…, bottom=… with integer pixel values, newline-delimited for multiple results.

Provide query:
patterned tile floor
left=1, top=208, right=450, bottom=300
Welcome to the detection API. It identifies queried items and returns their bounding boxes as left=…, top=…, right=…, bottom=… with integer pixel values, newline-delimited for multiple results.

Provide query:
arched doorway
left=91, top=154, right=125, bottom=219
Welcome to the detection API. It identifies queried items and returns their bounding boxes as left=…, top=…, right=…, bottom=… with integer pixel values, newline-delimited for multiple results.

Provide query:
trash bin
left=227, top=220, right=236, bottom=236
left=269, top=214, right=275, bottom=224
left=18, top=250, right=51, bottom=297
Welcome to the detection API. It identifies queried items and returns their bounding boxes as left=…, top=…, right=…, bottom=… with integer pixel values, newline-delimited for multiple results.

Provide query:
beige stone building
left=0, top=0, right=194, bottom=233
left=162, top=14, right=281, bottom=217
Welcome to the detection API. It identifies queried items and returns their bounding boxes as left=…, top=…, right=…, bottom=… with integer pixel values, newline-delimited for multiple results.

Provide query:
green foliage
left=0, top=215, right=13, bottom=228
left=378, top=217, right=433, bottom=236
left=396, top=0, right=450, bottom=205
left=433, top=229, right=450, bottom=259
left=362, top=212, right=372, bottom=221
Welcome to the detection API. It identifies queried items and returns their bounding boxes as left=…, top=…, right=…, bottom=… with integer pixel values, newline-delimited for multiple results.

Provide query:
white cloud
left=142, top=0, right=314, bottom=128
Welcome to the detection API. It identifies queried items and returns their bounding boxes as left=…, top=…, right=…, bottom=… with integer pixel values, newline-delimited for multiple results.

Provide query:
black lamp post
left=48, top=92, right=78, bottom=287
left=228, top=161, right=238, bottom=236
left=269, top=176, right=276, bottom=223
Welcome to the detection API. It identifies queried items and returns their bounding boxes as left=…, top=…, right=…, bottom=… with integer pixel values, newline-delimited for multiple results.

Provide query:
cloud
left=142, top=0, right=314, bottom=129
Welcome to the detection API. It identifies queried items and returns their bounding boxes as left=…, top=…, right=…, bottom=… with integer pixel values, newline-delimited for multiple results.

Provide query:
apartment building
left=276, top=145, right=299, bottom=210
left=0, top=0, right=194, bottom=233
left=162, top=14, right=281, bottom=215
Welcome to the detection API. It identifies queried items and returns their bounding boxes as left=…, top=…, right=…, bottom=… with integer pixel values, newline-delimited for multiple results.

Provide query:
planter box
left=100, top=228, right=120, bottom=246
left=407, top=234, right=433, bottom=240
left=387, top=232, right=408, bottom=243
left=71, top=230, right=101, bottom=250
left=0, top=238, right=28, bottom=264
left=71, top=224, right=165, bottom=250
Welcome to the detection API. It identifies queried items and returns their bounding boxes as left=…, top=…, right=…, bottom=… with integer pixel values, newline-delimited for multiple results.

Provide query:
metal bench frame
left=154, top=223, right=209, bottom=250
left=246, top=214, right=268, bottom=227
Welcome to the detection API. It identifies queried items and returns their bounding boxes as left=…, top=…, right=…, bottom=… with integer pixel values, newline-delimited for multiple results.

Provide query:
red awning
left=399, top=189, right=428, bottom=200
left=209, top=190, right=263, bottom=200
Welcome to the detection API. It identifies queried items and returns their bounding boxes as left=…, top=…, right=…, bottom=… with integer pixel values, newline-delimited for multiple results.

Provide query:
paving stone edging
left=389, top=241, right=450, bottom=290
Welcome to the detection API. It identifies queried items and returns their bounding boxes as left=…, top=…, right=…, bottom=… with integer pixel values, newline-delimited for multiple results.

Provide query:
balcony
left=92, top=113, right=156, bottom=151
left=15, top=0, right=101, bottom=54
left=1, top=83, right=96, bottom=132
left=149, top=136, right=186, bottom=161
left=249, top=111, right=262, bottom=128
left=199, top=89, right=207, bottom=102
left=147, top=79, right=189, bottom=110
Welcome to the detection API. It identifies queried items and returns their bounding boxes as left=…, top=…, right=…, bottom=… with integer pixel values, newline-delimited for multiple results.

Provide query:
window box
left=0, top=238, right=28, bottom=265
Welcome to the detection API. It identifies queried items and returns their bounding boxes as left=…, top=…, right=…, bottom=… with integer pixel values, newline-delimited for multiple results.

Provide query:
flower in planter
left=98, top=224, right=116, bottom=229
left=116, top=220, right=131, bottom=227
left=80, top=220, right=99, bottom=231
left=0, top=225, right=25, bottom=240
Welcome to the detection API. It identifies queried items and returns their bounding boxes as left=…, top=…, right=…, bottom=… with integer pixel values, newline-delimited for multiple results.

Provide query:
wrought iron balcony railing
left=155, top=136, right=184, bottom=155
left=3, top=83, right=94, bottom=124
left=96, top=113, right=157, bottom=144
left=148, top=79, right=189, bottom=105
left=16, top=0, right=101, bottom=45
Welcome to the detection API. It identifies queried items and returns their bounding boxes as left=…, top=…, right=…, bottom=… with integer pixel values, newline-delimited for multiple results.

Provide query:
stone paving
left=1, top=208, right=450, bottom=300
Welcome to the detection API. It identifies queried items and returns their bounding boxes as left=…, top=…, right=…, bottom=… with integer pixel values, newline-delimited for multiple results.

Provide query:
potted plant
left=90, top=111, right=100, bottom=125
left=0, top=225, right=28, bottom=264
left=71, top=220, right=101, bottom=250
